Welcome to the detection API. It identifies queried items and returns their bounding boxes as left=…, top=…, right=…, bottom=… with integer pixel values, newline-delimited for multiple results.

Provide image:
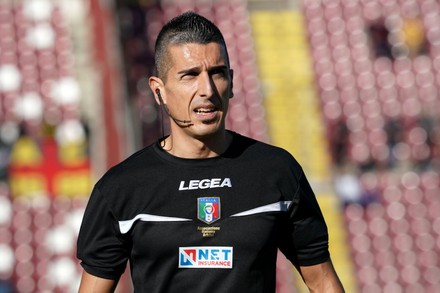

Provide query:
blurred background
left=0, top=0, right=439, bottom=292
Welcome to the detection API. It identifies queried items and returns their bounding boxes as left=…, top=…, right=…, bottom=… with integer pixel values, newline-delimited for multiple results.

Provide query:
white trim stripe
left=119, top=214, right=192, bottom=234
left=230, top=201, right=292, bottom=217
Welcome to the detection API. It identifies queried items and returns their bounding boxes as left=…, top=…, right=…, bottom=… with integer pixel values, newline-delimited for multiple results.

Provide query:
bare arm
left=78, top=270, right=119, bottom=293
left=298, top=259, right=345, bottom=293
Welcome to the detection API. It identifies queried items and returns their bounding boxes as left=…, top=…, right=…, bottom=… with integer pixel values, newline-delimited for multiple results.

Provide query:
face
left=150, top=42, right=233, bottom=139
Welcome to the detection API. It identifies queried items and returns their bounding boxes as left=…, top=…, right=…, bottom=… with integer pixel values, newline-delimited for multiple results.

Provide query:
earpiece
left=156, top=89, right=164, bottom=105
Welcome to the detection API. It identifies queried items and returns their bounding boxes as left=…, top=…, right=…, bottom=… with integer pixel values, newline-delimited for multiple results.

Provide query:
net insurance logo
left=179, top=247, right=233, bottom=269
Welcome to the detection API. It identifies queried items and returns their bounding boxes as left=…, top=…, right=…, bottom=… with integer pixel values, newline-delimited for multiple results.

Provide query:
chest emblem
left=197, top=197, right=220, bottom=224
left=179, top=246, right=233, bottom=269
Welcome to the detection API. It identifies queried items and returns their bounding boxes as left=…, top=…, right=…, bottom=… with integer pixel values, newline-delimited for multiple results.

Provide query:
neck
left=161, top=131, right=232, bottom=159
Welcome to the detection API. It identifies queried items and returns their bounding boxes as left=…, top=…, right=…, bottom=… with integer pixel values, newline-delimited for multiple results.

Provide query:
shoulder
left=229, top=133, right=302, bottom=178
left=231, top=132, right=299, bottom=162
left=95, top=143, right=158, bottom=189
left=89, top=143, right=163, bottom=216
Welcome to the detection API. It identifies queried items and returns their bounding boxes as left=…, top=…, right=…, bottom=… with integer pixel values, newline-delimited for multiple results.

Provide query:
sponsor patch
left=179, top=246, right=233, bottom=269
left=197, top=197, right=220, bottom=224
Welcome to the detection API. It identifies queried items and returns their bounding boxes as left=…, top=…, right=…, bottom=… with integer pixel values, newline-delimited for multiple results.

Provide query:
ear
left=149, top=76, right=165, bottom=105
left=229, top=69, right=234, bottom=99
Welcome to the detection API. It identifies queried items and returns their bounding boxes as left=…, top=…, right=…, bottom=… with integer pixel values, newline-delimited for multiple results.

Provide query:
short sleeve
left=77, top=185, right=130, bottom=279
left=281, top=171, right=330, bottom=267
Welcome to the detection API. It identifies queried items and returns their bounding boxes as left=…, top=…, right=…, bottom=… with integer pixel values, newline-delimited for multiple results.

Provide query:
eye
left=210, top=68, right=227, bottom=79
left=179, top=70, right=198, bottom=80
left=182, top=73, right=199, bottom=82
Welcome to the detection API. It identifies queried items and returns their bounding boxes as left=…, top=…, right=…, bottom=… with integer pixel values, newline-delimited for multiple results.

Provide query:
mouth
left=193, top=105, right=219, bottom=121
left=195, top=107, right=216, bottom=114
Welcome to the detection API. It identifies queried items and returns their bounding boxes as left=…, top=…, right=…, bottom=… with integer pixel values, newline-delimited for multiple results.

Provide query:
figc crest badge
left=198, top=197, right=220, bottom=224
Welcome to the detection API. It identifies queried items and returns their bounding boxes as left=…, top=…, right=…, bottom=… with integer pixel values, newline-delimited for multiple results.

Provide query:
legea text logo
left=179, top=246, right=233, bottom=269
left=179, top=178, right=232, bottom=190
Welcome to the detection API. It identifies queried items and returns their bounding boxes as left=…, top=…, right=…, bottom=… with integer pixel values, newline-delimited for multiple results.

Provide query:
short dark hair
left=154, top=11, right=230, bottom=80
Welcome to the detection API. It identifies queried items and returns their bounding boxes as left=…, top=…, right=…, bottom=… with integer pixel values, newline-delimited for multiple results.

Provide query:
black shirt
left=77, top=131, right=329, bottom=292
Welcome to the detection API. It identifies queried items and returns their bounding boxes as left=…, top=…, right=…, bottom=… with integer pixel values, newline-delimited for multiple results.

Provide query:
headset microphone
left=156, top=89, right=192, bottom=124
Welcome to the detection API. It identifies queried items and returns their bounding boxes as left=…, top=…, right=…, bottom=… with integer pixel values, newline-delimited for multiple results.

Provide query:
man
left=77, top=11, right=344, bottom=293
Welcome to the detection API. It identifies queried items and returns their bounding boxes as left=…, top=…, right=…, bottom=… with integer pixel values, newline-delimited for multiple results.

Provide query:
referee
left=77, top=11, right=344, bottom=293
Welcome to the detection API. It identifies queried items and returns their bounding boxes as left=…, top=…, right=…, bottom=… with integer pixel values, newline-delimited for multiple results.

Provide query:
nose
left=198, top=72, right=215, bottom=97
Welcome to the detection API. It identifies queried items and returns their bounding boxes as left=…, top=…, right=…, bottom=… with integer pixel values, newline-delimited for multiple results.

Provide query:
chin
left=192, top=123, right=224, bottom=138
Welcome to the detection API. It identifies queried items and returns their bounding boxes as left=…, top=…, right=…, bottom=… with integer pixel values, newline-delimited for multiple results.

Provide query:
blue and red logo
left=197, top=197, right=220, bottom=224
left=179, top=246, right=233, bottom=268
